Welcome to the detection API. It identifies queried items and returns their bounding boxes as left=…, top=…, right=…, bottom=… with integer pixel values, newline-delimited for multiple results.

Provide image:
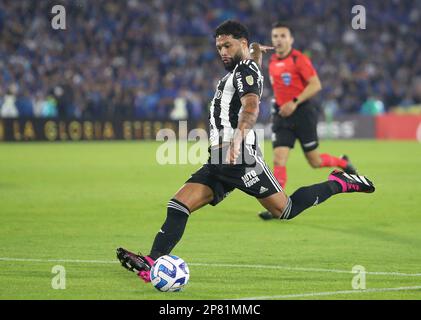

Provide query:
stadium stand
left=0, top=0, right=419, bottom=120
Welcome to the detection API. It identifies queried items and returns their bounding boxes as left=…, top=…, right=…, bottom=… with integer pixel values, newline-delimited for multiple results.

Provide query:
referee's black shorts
left=186, top=144, right=283, bottom=206
left=272, top=101, right=319, bottom=152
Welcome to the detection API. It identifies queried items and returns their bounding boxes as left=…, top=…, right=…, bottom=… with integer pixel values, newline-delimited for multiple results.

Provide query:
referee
left=269, top=22, right=357, bottom=187
left=258, top=22, right=357, bottom=220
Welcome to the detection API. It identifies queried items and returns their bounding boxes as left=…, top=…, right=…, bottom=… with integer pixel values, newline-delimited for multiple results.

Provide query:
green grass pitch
left=0, top=140, right=420, bottom=300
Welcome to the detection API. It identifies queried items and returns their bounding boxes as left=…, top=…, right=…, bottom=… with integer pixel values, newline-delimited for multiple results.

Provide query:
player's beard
left=222, top=52, right=242, bottom=72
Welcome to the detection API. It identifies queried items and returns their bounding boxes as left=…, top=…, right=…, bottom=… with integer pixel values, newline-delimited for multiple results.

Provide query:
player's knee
left=308, top=160, right=320, bottom=168
left=264, top=192, right=291, bottom=219
left=273, top=156, right=288, bottom=167
left=273, top=150, right=288, bottom=167
left=270, top=208, right=283, bottom=219
left=267, top=197, right=291, bottom=219
left=306, top=157, right=321, bottom=168
left=279, top=197, right=294, bottom=220
left=172, top=191, right=197, bottom=213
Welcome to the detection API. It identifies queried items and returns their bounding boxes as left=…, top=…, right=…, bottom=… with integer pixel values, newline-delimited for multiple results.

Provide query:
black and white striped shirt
left=209, top=59, right=263, bottom=147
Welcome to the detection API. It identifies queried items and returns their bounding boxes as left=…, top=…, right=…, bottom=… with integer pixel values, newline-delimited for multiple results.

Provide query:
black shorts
left=186, top=145, right=283, bottom=206
left=272, top=101, right=319, bottom=152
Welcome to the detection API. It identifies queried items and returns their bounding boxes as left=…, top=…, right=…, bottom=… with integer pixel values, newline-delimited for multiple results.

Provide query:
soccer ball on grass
left=150, top=255, right=190, bottom=292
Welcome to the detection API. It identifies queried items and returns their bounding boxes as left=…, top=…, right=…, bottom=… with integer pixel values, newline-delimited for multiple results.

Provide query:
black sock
left=149, top=199, right=190, bottom=260
left=281, top=181, right=341, bottom=220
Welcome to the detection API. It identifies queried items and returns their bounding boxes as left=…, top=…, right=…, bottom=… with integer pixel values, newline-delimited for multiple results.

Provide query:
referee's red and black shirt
left=268, top=49, right=317, bottom=107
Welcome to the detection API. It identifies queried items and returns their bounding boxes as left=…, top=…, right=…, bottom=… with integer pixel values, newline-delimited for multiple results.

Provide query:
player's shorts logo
left=241, top=170, right=260, bottom=188
left=281, top=73, right=292, bottom=86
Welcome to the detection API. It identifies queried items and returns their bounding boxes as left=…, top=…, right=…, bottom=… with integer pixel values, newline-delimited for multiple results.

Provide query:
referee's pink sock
left=319, top=153, right=348, bottom=169
left=274, top=165, right=287, bottom=189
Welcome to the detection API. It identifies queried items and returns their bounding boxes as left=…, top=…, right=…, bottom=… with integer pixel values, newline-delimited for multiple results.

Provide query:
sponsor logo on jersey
left=236, top=73, right=244, bottom=93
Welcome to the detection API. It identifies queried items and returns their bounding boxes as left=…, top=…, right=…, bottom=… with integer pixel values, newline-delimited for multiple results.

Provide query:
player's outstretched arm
left=249, top=42, right=274, bottom=67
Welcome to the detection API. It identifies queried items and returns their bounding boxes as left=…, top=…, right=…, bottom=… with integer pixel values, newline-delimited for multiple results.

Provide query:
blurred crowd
left=0, top=0, right=420, bottom=120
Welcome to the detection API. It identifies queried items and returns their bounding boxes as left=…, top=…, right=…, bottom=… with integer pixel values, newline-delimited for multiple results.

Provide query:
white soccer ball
left=150, top=255, right=190, bottom=292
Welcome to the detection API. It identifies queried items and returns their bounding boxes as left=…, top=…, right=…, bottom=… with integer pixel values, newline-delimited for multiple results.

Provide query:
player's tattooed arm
left=238, top=93, right=259, bottom=132
left=227, top=93, right=259, bottom=164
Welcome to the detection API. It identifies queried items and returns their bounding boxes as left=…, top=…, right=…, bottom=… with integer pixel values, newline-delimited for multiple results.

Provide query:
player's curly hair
left=214, top=20, right=249, bottom=42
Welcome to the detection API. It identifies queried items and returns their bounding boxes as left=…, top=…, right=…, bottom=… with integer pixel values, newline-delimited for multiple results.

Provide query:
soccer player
left=258, top=22, right=359, bottom=220
left=116, top=20, right=375, bottom=284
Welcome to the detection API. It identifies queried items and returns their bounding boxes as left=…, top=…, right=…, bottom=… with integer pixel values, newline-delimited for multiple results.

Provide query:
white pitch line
left=0, top=257, right=118, bottom=264
left=1, top=257, right=421, bottom=277
left=236, top=285, right=421, bottom=300
left=190, top=262, right=421, bottom=277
